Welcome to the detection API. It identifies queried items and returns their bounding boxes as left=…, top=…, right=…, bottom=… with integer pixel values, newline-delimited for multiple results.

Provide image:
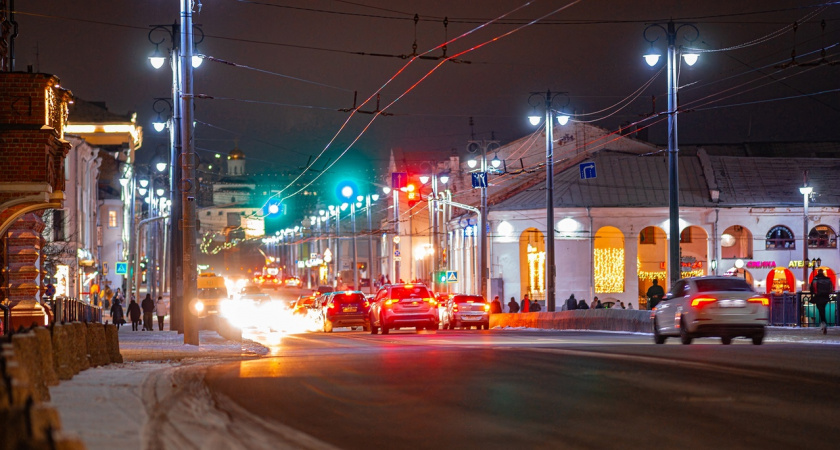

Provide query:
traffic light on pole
left=406, top=183, right=419, bottom=207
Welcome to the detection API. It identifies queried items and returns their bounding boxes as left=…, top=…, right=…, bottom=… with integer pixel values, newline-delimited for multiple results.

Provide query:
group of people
left=485, top=293, right=635, bottom=313
left=109, top=293, right=169, bottom=331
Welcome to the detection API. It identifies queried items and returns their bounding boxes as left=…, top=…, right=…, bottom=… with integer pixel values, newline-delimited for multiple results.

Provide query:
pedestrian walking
left=594, top=297, right=604, bottom=309
left=127, top=299, right=142, bottom=331
left=490, top=296, right=503, bottom=314
left=577, top=299, right=589, bottom=310
left=110, top=298, right=125, bottom=329
left=810, top=269, right=835, bottom=334
left=155, top=295, right=168, bottom=331
left=508, top=297, right=520, bottom=313
left=141, top=294, right=155, bottom=331
left=565, top=294, right=577, bottom=311
left=520, top=294, right=531, bottom=313
left=530, top=299, right=542, bottom=312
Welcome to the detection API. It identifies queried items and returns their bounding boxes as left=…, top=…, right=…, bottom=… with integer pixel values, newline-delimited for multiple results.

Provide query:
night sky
left=12, top=0, right=840, bottom=176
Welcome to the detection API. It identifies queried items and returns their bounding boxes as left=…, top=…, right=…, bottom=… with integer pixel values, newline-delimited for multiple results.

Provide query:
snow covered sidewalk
left=48, top=327, right=268, bottom=450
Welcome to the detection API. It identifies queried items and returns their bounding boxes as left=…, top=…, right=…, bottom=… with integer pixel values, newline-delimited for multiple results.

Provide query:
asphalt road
left=203, top=325, right=840, bottom=450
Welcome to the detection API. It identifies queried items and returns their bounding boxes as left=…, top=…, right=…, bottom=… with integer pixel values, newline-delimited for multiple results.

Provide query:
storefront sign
left=746, top=261, right=776, bottom=269
left=789, top=260, right=819, bottom=268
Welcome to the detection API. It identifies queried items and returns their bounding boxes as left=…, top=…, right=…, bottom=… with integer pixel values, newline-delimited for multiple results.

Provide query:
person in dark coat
left=141, top=294, right=155, bottom=331
left=508, top=297, right=520, bottom=313
left=127, top=299, right=142, bottom=331
left=490, top=296, right=503, bottom=314
left=594, top=296, right=604, bottom=309
left=565, top=294, right=577, bottom=311
left=110, top=298, right=125, bottom=329
left=577, top=299, right=589, bottom=310
left=530, top=300, right=542, bottom=312
left=810, top=269, right=835, bottom=334
left=646, top=278, right=666, bottom=310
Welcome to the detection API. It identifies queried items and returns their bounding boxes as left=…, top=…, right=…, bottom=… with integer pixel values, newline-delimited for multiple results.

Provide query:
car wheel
left=482, top=323, right=489, bottom=330
left=351, top=327, right=358, bottom=331
left=653, top=319, right=666, bottom=344
left=363, top=323, right=371, bottom=332
left=370, top=314, right=378, bottom=334
left=324, top=319, right=333, bottom=333
left=679, top=319, right=693, bottom=345
left=381, top=316, right=390, bottom=335
left=721, top=336, right=732, bottom=345
left=752, top=333, right=764, bottom=345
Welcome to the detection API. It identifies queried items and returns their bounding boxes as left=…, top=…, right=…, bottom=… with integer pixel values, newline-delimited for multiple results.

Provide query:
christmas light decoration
left=527, top=244, right=546, bottom=296
left=594, top=247, right=624, bottom=293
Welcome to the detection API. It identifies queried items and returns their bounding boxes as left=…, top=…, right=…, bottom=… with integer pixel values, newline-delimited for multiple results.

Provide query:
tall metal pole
left=366, top=197, right=375, bottom=294
left=335, top=209, right=341, bottom=287
left=666, top=22, right=681, bottom=288
left=351, top=203, right=358, bottom=291
left=479, top=149, right=488, bottom=299
left=180, top=0, right=198, bottom=345
left=393, top=191, right=400, bottom=283
left=544, top=91, right=556, bottom=312
left=168, top=22, right=184, bottom=334
left=802, top=171, right=810, bottom=291
left=431, top=176, right=439, bottom=294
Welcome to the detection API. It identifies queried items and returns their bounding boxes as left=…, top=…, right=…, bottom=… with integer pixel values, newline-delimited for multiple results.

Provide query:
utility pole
left=180, top=0, right=198, bottom=345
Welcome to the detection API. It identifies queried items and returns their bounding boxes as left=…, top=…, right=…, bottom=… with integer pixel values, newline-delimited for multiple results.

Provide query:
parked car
left=445, top=294, right=490, bottom=330
left=320, top=291, right=370, bottom=332
left=369, top=283, right=438, bottom=334
left=651, top=276, right=769, bottom=345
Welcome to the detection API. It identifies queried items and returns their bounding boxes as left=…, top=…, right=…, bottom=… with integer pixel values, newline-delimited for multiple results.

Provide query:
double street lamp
left=527, top=91, right=571, bottom=312
left=358, top=193, right=380, bottom=294
left=643, top=21, right=700, bottom=287
left=419, top=171, right=449, bottom=294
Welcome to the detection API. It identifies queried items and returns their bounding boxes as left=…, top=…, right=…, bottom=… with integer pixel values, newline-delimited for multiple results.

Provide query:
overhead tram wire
left=276, top=0, right=584, bottom=205
left=201, top=55, right=354, bottom=92
left=268, top=0, right=552, bottom=203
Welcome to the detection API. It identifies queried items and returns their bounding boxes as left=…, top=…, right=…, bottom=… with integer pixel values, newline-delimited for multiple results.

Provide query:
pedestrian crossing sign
left=115, top=262, right=128, bottom=275
left=446, top=271, right=458, bottom=283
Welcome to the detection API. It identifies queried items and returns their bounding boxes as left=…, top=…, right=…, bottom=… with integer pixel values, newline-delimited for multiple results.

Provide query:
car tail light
left=363, top=300, right=370, bottom=308
left=690, top=297, right=716, bottom=308
left=452, top=305, right=459, bottom=312
left=385, top=299, right=399, bottom=306
left=748, top=296, right=769, bottom=306
left=422, top=297, right=437, bottom=306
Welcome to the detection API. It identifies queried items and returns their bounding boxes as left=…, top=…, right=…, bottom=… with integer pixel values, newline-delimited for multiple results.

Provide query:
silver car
left=652, top=276, right=769, bottom=345
left=369, top=284, right=438, bottom=334
left=445, top=294, right=490, bottom=330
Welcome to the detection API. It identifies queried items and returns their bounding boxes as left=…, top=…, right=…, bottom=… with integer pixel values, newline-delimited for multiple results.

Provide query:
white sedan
left=651, top=276, right=769, bottom=345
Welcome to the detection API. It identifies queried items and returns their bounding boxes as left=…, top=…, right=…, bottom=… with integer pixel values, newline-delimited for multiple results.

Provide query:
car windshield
left=391, top=286, right=431, bottom=299
left=198, top=287, right=227, bottom=299
left=695, top=278, right=754, bottom=293
left=453, top=295, right=485, bottom=304
left=333, top=293, right=365, bottom=304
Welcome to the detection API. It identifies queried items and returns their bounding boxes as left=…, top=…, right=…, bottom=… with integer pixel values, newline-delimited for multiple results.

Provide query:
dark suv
left=320, top=291, right=370, bottom=332
left=369, top=284, right=438, bottom=334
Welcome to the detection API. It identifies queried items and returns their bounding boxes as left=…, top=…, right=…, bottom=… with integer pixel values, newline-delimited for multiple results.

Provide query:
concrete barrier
left=70, top=322, right=89, bottom=373
left=33, top=327, right=58, bottom=387
left=104, top=324, right=123, bottom=364
left=85, top=323, right=109, bottom=367
left=490, top=309, right=653, bottom=333
left=10, top=332, right=49, bottom=402
left=51, top=324, right=75, bottom=380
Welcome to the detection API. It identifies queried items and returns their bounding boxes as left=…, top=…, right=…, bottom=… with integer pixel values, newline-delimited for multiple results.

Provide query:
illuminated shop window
left=526, top=244, right=546, bottom=296
left=766, top=225, right=795, bottom=250
left=808, top=225, right=837, bottom=249
left=594, top=226, right=624, bottom=293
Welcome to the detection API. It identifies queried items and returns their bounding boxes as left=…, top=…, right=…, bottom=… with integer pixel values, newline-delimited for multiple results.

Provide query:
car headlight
left=194, top=300, right=205, bottom=313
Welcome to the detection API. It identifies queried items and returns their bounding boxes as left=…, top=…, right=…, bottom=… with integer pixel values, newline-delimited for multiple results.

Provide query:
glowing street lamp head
left=557, top=114, right=570, bottom=126
left=138, top=187, right=147, bottom=196
left=439, top=174, right=450, bottom=184
left=682, top=51, right=699, bottom=66
left=328, top=205, right=335, bottom=211
left=139, top=179, right=149, bottom=188
left=341, top=185, right=354, bottom=199
left=156, top=162, right=168, bottom=172
left=356, top=195, right=364, bottom=202
left=644, top=50, right=661, bottom=67
left=153, top=120, right=166, bottom=132
left=268, top=204, right=280, bottom=214
left=383, top=186, right=392, bottom=195
left=119, top=177, right=130, bottom=187
left=371, top=194, right=380, bottom=202
left=800, top=186, right=813, bottom=196
left=340, top=203, right=348, bottom=211
left=467, top=158, right=478, bottom=169
left=528, top=115, right=542, bottom=126
left=355, top=202, right=363, bottom=208
left=419, top=175, right=430, bottom=185
left=149, top=45, right=166, bottom=69
left=156, top=188, right=165, bottom=197
left=491, top=154, right=502, bottom=168
left=192, top=55, right=203, bottom=68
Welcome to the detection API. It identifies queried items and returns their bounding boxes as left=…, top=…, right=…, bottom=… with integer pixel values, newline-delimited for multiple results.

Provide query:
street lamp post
left=351, top=201, right=360, bottom=291
left=800, top=172, right=813, bottom=291
left=527, top=91, right=570, bottom=312
left=363, top=194, right=379, bottom=294
left=644, top=21, right=700, bottom=288
left=467, top=141, right=499, bottom=299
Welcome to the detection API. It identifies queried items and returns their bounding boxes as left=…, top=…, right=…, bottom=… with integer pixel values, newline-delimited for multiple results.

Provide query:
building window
left=809, top=225, right=837, bottom=249
left=679, top=227, right=691, bottom=243
left=639, top=226, right=656, bottom=245
left=766, top=225, right=795, bottom=250
left=206, top=211, right=211, bottom=216
left=108, top=210, right=118, bottom=228
left=721, top=225, right=753, bottom=259
left=53, top=210, right=65, bottom=241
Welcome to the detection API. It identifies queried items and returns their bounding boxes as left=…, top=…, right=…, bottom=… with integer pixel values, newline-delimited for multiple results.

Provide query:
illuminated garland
left=527, top=245, right=546, bottom=294
left=594, top=247, right=624, bottom=293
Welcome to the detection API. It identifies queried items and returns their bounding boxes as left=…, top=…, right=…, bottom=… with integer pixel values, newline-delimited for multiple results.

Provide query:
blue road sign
left=391, top=172, right=407, bottom=189
left=471, top=172, right=488, bottom=188
left=580, top=162, right=596, bottom=180
left=115, top=262, right=128, bottom=275
left=446, top=271, right=458, bottom=283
